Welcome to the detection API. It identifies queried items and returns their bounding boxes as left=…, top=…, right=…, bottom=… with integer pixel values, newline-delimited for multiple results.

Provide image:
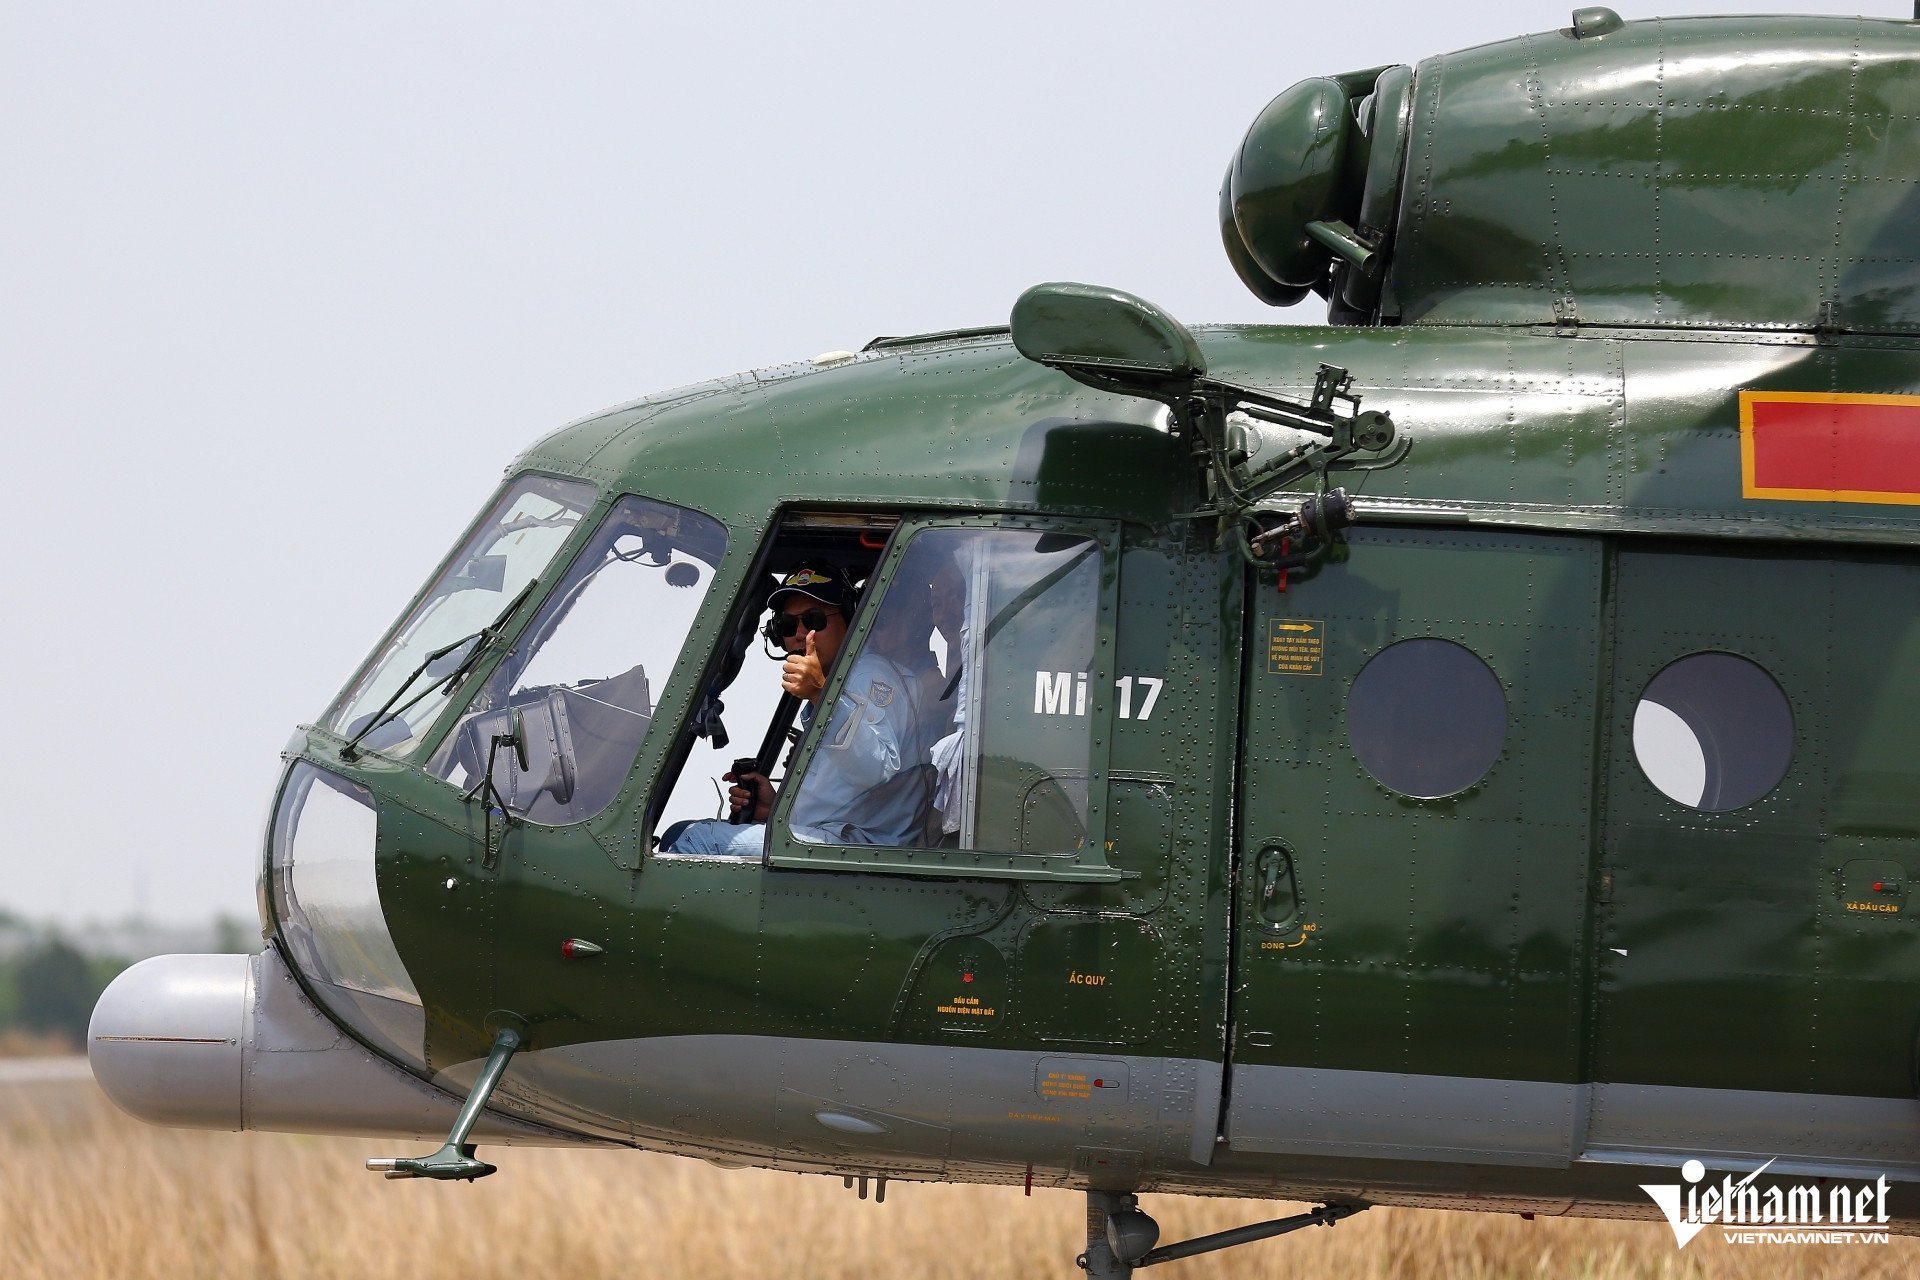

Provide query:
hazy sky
left=0, top=0, right=1885, bottom=925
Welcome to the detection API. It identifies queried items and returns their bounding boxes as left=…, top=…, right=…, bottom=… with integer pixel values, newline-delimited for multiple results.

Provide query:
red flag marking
left=1741, top=391, right=1920, bottom=505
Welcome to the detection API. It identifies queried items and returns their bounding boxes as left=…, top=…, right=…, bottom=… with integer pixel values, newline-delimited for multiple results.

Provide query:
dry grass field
left=0, top=1029, right=75, bottom=1058
left=4, top=1071, right=1919, bottom=1280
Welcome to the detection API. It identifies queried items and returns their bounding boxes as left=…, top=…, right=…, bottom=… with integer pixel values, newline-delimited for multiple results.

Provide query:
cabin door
left=1225, top=526, right=1604, bottom=1167
left=1584, top=545, right=1920, bottom=1167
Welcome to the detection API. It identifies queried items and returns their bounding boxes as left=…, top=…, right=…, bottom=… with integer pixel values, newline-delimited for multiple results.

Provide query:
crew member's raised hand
left=783, top=630, right=827, bottom=703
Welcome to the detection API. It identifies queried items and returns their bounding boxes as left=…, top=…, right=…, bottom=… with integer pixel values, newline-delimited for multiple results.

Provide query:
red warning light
left=962, top=972, right=974, bottom=983
left=1094, top=1079, right=1105, bottom=1088
left=1875, top=881, right=1886, bottom=893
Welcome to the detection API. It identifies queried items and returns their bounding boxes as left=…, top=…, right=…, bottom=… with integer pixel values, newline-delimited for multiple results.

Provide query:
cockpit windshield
left=326, top=475, right=597, bottom=758
left=425, top=496, right=727, bottom=825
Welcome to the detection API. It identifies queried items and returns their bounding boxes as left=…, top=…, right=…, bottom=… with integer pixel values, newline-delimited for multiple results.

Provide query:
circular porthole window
left=1632, top=652, right=1792, bottom=811
left=1348, top=638, right=1507, bottom=798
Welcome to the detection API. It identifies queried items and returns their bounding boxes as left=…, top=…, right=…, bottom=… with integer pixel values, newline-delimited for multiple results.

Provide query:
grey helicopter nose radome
left=89, top=948, right=571, bottom=1144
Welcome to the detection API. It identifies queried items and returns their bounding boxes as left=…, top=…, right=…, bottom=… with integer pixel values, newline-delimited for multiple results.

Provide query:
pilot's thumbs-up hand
left=783, top=630, right=826, bottom=703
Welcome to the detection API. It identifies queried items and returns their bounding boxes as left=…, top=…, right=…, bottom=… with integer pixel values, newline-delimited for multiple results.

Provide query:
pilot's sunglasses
left=764, top=607, right=838, bottom=642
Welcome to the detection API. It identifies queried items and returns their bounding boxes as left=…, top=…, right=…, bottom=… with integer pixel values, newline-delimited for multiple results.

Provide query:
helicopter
left=90, top=6, right=1920, bottom=1273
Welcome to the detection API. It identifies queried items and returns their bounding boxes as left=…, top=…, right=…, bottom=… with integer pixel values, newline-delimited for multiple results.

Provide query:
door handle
left=1253, top=845, right=1299, bottom=926
left=1259, top=854, right=1281, bottom=907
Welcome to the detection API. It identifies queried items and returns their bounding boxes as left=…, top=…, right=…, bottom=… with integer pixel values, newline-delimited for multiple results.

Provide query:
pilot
left=658, top=562, right=859, bottom=856
left=787, top=544, right=953, bottom=847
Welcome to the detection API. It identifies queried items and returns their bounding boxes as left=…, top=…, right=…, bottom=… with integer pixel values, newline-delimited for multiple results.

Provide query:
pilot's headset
left=760, top=562, right=860, bottom=657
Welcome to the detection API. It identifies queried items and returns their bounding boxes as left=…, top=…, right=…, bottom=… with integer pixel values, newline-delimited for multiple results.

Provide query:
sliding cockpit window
left=769, top=518, right=1123, bottom=882
left=327, top=475, right=598, bottom=759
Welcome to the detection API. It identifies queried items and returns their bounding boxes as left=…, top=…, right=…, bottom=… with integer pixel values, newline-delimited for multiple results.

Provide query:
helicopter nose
left=89, top=952, right=247, bottom=1129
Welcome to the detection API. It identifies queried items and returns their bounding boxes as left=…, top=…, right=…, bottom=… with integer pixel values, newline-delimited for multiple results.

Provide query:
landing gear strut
left=1078, top=1190, right=1368, bottom=1276
left=365, top=1025, right=521, bottom=1181
left=1079, top=1192, right=1148, bottom=1279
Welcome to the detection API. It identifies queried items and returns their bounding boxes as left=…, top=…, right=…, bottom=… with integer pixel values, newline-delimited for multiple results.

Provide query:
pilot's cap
left=768, top=562, right=858, bottom=613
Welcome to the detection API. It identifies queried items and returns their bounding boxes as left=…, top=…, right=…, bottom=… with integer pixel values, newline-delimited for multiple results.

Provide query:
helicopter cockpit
left=316, top=480, right=1113, bottom=874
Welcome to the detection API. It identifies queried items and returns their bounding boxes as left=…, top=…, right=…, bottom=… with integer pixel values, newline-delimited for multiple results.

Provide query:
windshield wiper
left=338, top=577, right=542, bottom=762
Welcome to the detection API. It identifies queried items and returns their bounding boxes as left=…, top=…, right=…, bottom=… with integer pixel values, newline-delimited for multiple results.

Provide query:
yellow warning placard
left=936, top=993, right=997, bottom=1019
left=1267, top=619, right=1324, bottom=676
left=1039, top=1071, right=1093, bottom=1101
